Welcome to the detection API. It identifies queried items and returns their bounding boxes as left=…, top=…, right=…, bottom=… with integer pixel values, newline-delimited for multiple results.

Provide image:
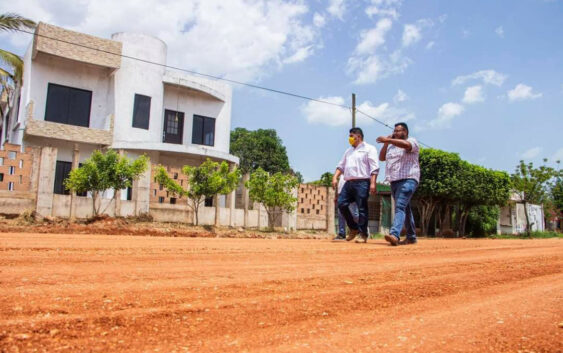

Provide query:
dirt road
left=0, top=233, right=561, bottom=352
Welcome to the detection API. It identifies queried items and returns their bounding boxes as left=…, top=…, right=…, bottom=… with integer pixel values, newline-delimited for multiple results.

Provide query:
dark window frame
left=45, top=83, right=92, bottom=128
left=132, top=94, right=151, bottom=129
left=192, top=115, right=215, bottom=146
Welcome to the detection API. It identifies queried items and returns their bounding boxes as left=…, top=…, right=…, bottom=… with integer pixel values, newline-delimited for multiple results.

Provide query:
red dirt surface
left=0, top=233, right=561, bottom=353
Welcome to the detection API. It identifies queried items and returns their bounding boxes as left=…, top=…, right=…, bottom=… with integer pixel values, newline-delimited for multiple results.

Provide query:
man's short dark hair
left=394, top=122, right=409, bottom=135
left=349, top=127, right=364, bottom=138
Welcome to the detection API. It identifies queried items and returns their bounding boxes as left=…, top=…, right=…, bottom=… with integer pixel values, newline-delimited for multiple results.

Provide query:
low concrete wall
left=297, top=216, right=326, bottom=230
left=0, top=191, right=35, bottom=215
left=150, top=203, right=192, bottom=224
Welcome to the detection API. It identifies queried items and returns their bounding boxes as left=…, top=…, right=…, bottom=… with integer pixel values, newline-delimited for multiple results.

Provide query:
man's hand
left=332, top=176, right=338, bottom=190
left=369, top=183, right=377, bottom=195
left=376, top=135, right=393, bottom=144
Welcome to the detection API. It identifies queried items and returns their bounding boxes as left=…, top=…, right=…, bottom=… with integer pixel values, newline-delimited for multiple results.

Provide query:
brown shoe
left=346, top=229, right=360, bottom=241
left=384, top=234, right=399, bottom=246
left=355, top=233, right=368, bottom=243
left=399, top=238, right=418, bottom=245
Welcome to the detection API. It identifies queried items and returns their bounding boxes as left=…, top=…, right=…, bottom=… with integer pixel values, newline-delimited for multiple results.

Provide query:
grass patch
left=489, top=231, right=563, bottom=239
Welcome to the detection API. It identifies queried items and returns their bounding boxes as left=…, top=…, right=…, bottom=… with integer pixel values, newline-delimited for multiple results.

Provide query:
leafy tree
left=414, top=148, right=464, bottom=235
left=456, top=164, right=510, bottom=236
left=293, top=171, right=304, bottom=184
left=465, top=205, right=501, bottom=237
left=246, top=168, right=299, bottom=230
left=0, top=13, right=36, bottom=85
left=230, top=128, right=290, bottom=174
left=65, top=149, right=149, bottom=216
left=511, top=159, right=559, bottom=235
left=311, top=172, right=333, bottom=187
left=155, top=158, right=240, bottom=226
left=0, top=13, right=36, bottom=125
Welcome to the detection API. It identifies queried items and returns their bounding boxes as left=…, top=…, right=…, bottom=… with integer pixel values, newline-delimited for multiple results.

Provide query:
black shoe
left=399, top=238, right=417, bottom=245
left=332, top=235, right=346, bottom=241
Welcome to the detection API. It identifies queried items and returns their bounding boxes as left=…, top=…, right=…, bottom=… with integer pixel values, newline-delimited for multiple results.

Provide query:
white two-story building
left=2, top=22, right=240, bottom=219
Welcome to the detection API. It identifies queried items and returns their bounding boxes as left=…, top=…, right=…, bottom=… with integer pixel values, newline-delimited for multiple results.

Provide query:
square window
left=8, top=151, right=16, bottom=159
left=170, top=198, right=176, bottom=205
left=45, top=83, right=91, bottom=127
left=0, top=173, right=3, bottom=182
left=0, top=157, right=3, bottom=166
left=192, top=115, right=215, bottom=146
left=158, top=197, right=164, bottom=203
left=132, top=94, right=151, bottom=129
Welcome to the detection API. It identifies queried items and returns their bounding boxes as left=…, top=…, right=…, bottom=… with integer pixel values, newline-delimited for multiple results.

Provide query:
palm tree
left=0, top=13, right=36, bottom=84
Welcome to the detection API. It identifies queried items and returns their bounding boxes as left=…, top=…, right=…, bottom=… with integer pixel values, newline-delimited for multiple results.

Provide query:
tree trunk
left=92, top=192, right=99, bottom=216
left=523, top=201, right=531, bottom=236
left=417, top=198, right=436, bottom=236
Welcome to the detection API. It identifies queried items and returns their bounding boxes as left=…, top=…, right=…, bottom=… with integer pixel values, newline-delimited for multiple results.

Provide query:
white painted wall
left=162, top=85, right=229, bottom=151
left=111, top=32, right=167, bottom=145
left=26, top=55, right=113, bottom=130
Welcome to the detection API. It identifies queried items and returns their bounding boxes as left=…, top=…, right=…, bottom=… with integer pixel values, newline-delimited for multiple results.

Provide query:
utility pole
left=352, top=93, right=356, bottom=128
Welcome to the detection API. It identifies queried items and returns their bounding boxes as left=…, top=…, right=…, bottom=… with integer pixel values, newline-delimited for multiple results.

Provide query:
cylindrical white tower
left=111, top=33, right=167, bottom=145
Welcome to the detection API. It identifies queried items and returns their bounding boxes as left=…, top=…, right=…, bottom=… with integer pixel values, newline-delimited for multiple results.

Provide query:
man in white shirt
left=377, top=122, right=420, bottom=246
left=332, top=128, right=379, bottom=243
left=333, top=175, right=359, bottom=241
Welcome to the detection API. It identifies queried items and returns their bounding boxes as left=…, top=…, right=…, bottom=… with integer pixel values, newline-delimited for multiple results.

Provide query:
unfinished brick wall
left=297, top=184, right=329, bottom=229
left=150, top=164, right=189, bottom=204
left=0, top=143, right=33, bottom=191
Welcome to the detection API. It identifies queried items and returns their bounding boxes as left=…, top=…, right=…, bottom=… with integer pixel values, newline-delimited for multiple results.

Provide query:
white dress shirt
left=336, top=142, right=380, bottom=181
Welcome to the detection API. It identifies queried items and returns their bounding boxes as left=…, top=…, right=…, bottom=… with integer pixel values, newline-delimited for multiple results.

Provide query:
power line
left=12, top=27, right=432, bottom=148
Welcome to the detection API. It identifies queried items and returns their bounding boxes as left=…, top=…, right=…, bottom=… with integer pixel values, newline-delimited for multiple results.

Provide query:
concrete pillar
left=133, top=162, right=151, bottom=216
left=242, top=173, right=250, bottom=228
left=326, top=187, right=336, bottom=236
left=69, top=144, right=80, bottom=220
left=114, top=149, right=124, bottom=217
left=214, top=194, right=220, bottom=227
left=226, top=185, right=236, bottom=228
left=35, top=146, right=57, bottom=217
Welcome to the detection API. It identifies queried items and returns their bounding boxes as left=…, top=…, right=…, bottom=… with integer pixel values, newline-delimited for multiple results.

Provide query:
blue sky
left=1, top=0, right=562, bottom=181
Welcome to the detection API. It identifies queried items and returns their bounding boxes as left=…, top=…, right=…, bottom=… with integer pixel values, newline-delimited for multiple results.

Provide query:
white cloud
left=507, top=83, right=543, bottom=101
left=425, top=41, right=435, bottom=50
left=495, top=26, right=504, bottom=38
left=0, top=0, right=320, bottom=83
left=327, top=0, right=347, bottom=20
left=462, top=85, right=485, bottom=104
left=365, top=0, right=402, bottom=19
left=452, top=70, right=508, bottom=86
left=521, top=147, right=542, bottom=160
left=302, top=96, right=414, bottom=127
left=402, top=19, right=433, bottom=47
left=427, top=102, right=465, bottom=129
left=355, top=18, right=393, bottom=55
left=282, top=46, right=313, bottom=64
left=347, top=16, right=413, bottom=84
left=402, top=24, right=421, bottom=47
left=393, top=89, right=408, bottom=103
left=313, top=12, right=326, bottom=28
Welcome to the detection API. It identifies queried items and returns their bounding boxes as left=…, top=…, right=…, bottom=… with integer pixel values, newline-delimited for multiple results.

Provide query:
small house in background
left=498, top=192, right=545, bottom=234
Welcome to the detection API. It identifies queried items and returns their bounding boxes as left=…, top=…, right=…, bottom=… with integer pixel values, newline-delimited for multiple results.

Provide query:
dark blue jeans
left=338, top=203, right=359, bottom=236
left=337, top=179, right=370, bottom=235
left=390, top=179, right=418, bottom=240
